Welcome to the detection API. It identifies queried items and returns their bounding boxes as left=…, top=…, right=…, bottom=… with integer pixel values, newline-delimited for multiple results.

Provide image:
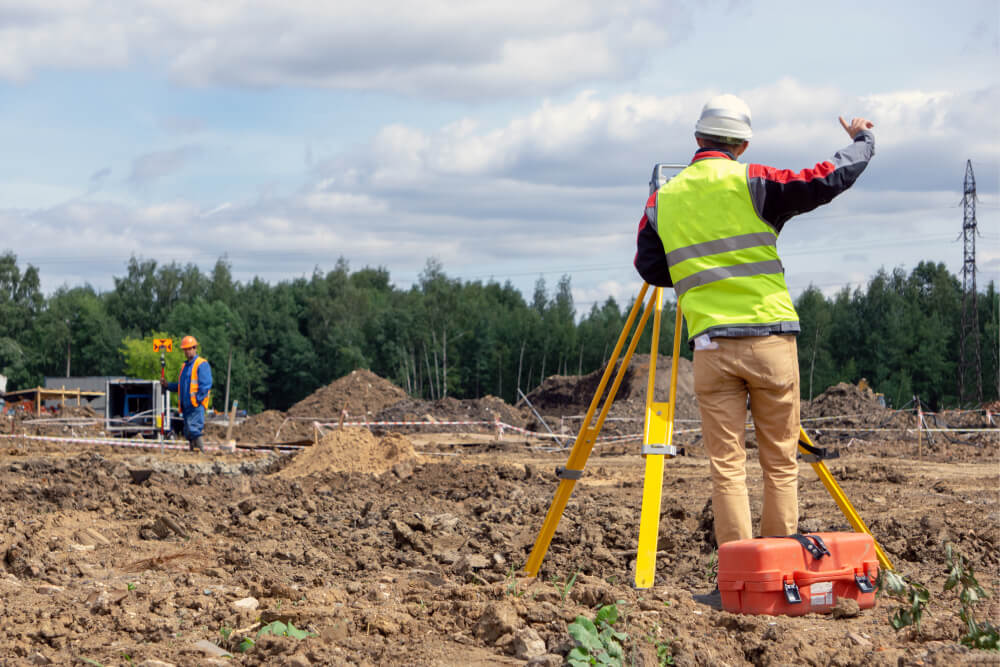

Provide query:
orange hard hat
left=180, top=335, right=198, bottom=349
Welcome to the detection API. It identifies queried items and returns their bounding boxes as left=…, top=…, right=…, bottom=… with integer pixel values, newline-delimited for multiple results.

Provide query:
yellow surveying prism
left=523, top=285, right=893, bottom=585
left=153, top=338, right=173, bottom=352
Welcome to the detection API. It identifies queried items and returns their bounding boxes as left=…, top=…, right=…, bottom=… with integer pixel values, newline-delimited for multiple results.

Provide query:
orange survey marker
left=718, top=532, right=879, bottom=616
left=153, top=338, right=173, bottom=352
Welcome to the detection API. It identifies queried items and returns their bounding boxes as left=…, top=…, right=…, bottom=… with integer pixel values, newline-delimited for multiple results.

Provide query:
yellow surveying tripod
left=523, top=283, right=893, bottom=586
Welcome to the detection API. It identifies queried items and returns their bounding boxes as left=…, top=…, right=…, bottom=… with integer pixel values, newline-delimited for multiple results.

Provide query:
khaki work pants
left=693, top=335, right=800, bottom=546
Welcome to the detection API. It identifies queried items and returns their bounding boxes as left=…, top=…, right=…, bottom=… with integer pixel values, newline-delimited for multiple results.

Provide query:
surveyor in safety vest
left=162, top=335, right=213, bottom=451
left=635, top=95, right=874, bottom=549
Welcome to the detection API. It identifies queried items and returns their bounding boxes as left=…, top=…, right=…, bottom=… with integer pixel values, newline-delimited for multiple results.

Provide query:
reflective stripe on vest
left=179, top=357, right=210, bottom=409
left=656, top=157, right=798, bottom=338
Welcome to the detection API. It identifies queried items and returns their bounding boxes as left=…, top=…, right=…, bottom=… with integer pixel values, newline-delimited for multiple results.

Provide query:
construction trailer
left=104, top=378, right=175, bottom=438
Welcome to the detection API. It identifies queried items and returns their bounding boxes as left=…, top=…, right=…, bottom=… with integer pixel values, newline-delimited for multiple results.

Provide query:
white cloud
left=0, top=0, right=674, bottom=98
left=4, top=78, right=998, bottom=306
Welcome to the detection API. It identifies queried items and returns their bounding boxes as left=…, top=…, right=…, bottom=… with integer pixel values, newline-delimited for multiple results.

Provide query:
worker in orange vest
left=162, top=335, right=212, bottom=451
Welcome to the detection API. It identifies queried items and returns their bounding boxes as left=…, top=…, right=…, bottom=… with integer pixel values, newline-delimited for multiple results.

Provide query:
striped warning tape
left=314, top=419, right=495, bottom=427
left=0, top=433, right=237, bottom=453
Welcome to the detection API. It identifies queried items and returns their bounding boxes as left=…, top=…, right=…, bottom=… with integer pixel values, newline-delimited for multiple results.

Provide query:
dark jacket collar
left=691, top=146, right=737, bottom=163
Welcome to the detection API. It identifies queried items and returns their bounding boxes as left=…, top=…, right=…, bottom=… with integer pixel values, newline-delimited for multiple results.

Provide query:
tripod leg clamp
left=555, top=467, right=583, bottom=480
left=797, top=439, right=840, bottom=462
left=641, top=444, right=677, bottom=456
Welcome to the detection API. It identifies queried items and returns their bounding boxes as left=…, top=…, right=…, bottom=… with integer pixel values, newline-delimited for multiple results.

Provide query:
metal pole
left=517, top=388, right=564, bottom=448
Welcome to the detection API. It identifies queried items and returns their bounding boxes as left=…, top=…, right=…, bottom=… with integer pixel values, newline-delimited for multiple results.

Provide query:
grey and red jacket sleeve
left=748, top=130, right=875, bottom=231
left=633, top=130, right=874, bottom=285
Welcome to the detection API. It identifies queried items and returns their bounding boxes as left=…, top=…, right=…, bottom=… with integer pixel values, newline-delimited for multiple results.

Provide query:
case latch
left=783, top=581, right=802, bottom=604
left=854, top=573, right=874, bottom=593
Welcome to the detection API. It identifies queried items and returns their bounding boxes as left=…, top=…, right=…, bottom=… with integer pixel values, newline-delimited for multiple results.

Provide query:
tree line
left=0, top=251, right=996, bottom=412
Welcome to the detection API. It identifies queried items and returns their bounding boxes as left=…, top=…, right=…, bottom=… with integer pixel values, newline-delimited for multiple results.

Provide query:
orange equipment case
left=717, top=532, right=879, bottom=616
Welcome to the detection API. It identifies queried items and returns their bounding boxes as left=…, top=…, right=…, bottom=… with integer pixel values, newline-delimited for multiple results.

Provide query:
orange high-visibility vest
left=178, top=357, right=211, bottom=409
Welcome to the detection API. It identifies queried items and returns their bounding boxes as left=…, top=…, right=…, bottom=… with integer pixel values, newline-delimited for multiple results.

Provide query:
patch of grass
left=505, top=565, right=525, bottom=598
left=704, top=551, right=718, bottom=584
left=550, top=571, right=578, bottom=606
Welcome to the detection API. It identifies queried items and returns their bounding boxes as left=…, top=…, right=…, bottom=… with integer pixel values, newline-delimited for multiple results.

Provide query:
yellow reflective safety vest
left=178, top=357, right=211, bottom=409
left=656, top=156, right=799, bottom=339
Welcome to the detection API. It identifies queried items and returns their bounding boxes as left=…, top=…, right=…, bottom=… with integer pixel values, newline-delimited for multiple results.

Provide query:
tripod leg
left=524, top=284, right=655, bottom=577
left=799, top=427, right=894, bottom=571
left=636, top=295, right=683, bottom=588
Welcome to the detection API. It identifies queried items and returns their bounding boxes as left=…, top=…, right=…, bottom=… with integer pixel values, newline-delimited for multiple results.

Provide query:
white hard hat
left=695, top=94, right=752, bottom=141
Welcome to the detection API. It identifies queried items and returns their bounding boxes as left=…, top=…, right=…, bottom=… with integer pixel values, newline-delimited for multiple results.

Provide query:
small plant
left=551, top=571, right=578, bottom=606
left=944, top=544, right=999, bottom=650
left=877, top=569, right=930, bottom=632
left=505, top=565, right=525, bottom=598
left=644, top=623, right=674, bottom=666
left=704, top=551, right=718, bottom=583
left=219, top=626, right=233, bottom=641
left=655, top=641, right=675, bottom=666
left=567, top=603, right=628, bottom=667
left=126, top=582, right=137, bottom=591
left=258, top=620, right=316, bottom=641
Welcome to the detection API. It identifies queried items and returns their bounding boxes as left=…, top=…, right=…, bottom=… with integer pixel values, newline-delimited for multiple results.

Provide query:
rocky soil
left=1, top=369, right=997, bottom=666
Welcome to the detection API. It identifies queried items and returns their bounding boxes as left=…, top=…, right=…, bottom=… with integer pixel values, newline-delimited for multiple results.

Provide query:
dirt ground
left=1, top=372, right=998, bottom=666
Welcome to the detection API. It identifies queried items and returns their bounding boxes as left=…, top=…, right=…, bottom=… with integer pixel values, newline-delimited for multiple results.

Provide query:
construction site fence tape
left=5, top=411, right=994, bottom=455
left=0, top=432, right=245, bottom=453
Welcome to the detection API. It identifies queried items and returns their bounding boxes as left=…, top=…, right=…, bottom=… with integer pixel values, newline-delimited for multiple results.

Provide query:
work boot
left=191, top=437, right=205, bottom=452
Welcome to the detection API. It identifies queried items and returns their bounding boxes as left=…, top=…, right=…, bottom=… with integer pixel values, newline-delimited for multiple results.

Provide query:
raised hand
left=839, top=116, right=874, bottom=139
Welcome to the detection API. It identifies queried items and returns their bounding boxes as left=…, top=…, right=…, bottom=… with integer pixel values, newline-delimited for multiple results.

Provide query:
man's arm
left=634, top=192, right=673, bottom=287
left=748, top=117, right=875, bottom=232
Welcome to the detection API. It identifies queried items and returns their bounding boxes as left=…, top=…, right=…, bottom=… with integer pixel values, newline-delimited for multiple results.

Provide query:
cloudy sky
left=1, top=0, right=997, bottom=312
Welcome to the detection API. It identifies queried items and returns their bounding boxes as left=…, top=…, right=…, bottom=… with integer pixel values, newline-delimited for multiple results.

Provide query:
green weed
left=550, top=571, right=578, bottom=606
left=644, top=623, right=675, bottom=666
left=704, top=551, right=718, bottom=583
left=566, top=603, right=628, bottom=667
left=877, top=569, right=930, bottom=632
left=258, top=620, right=316, bottom=640
left=505, top=565, right=525, bottom=598
left=945, top=544, right=999, bottom=650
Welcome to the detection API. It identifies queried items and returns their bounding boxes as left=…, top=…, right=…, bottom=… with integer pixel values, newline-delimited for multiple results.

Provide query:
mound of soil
left=233, top=409, right=291, bottom=444
left=804, top=382, right=888, bottom=419
left=277, top=427, right=418, bottom=477
left=375, top=395, right=528, bottom=431
left=525, top=354, right=699, bottom=421
left=287, top=369, right=407, bottom=420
